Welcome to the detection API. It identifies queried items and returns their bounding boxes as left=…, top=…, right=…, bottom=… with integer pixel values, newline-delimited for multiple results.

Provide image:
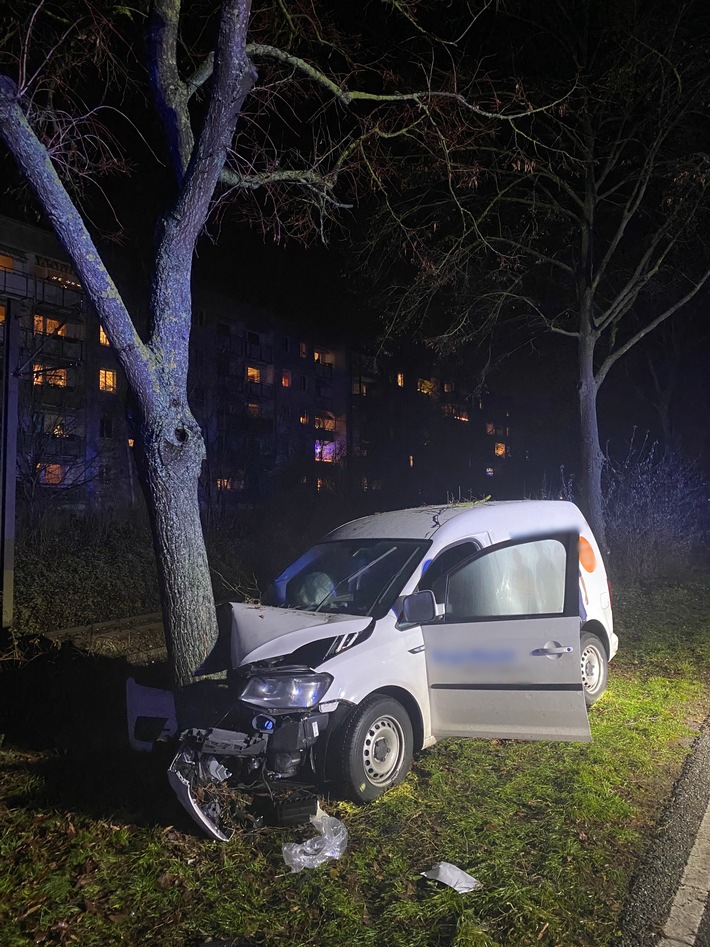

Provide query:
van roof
left=325, top=500, right=590, bottom=545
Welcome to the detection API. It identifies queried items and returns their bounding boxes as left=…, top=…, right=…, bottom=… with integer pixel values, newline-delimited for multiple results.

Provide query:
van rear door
left=423, top=533, right=590, bottom=742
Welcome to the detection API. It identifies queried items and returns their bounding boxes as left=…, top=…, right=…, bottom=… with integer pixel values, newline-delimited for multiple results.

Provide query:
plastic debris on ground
left=282, top=804, right=348, bottom=871
left=421, top=861, right=482, bottom=893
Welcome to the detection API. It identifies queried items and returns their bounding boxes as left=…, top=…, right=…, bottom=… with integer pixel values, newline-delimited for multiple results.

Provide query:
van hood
left=217, top=602, right=373, bottom=668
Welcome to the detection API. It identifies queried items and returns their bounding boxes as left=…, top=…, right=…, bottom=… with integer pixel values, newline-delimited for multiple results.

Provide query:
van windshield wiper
left=313, top=548, right=397, bottom=612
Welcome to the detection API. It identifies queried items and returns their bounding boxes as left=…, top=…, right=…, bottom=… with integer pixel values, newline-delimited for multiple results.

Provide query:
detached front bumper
left=168, top=709, right=332, bottom=841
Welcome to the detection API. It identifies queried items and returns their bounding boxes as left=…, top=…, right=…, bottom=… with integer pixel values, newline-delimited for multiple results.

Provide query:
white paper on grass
left=421, top=861, right=482, bottom=893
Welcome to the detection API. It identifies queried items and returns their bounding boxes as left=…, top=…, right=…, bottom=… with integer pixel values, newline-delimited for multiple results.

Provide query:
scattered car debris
left=282, top=805, right=348, bottom=872
left=126, top=677, right=177, bottom=752
left=421, top=862, right=482, bottom=893
left=168, top=733, right=320, bottom=840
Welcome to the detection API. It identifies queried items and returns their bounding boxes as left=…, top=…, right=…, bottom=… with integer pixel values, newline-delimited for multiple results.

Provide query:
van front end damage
left=167, top=665, right=342, bottom=841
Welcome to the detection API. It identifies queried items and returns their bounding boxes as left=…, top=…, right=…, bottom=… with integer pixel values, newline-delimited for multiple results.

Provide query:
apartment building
left=0, top=217, right=132, bottom=517
left=189, top=291, right=348, bottom=512
left=0, top=217, right=349, bottom=517
left=0, top=215, right=527, bottom=520
left=349, top=347, right=525, bottom=505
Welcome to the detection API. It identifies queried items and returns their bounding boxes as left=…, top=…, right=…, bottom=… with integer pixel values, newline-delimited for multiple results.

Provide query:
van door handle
left=533, top=646, right=573, bottom=656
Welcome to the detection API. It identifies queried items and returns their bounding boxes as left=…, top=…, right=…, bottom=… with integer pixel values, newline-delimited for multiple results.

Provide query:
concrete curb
left=614, top=722, right=710, bottom=947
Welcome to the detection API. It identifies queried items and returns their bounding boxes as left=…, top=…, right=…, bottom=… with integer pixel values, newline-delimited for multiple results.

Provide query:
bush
left=603, top=438, right=710, bottom=585
left=14, top=516, right=161, bottom=635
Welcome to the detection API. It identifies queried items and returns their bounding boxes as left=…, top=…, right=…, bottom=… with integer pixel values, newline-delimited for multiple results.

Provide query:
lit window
left=38, top=463, right=64, bottom=486
left=352, top=381, right=367, bottom=396
left=443, top=381, right=454, bottom=393
left=396, top=372, right=405, bottom=387
left=494, top=442, right=506, bottom=457
left=246, top=365, right=261, bottom=383
left=314, top=440, right=335, bottom=463
left=34, top=315, right=66, bottom=336
left=99, top=326, right=109, bottom=345
left=0, top=254, right=14, bottom=271
left=486, top=467, right=494, bottom=477
left=361, top=477, right=368, bottom=491
left=486, top=422, right=495, bottom=435
left=315, top=413, right=336, bottom=432
left=99, top=369, right=117, bottom=392
left=246, top=402, right=260, bottom=417
left=52, top=421, right=69, bottom=439
left=216, top=478, right=232, bottom=491
left=409, top=454, right=414, bottom=468
left=0, top=303, right=5, bottom=324
left=316, top=477, right=333, bottom=493
left=417, top=378, right=435, bottom=396
left=281, top=370, right=292, bottom=388
left=299, top=342, right=308, bottom=358
left=128, top=438, right=135, bottom=448
left=314, top=349, right=332, bottom=365
left=300, top=410, right=310, bottom=425
left=34, top=364, right=67, bottom=387
left=454, top=409, right=469, bottom=422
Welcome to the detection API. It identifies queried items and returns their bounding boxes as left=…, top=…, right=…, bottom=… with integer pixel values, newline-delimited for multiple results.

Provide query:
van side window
left=419, top=542, right=478, bottom=604
left=445, top=539, right=566, bottom=620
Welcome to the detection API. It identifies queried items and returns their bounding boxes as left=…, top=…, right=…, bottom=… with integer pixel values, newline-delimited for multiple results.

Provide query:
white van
left=168, top=500, right=616, bottom=840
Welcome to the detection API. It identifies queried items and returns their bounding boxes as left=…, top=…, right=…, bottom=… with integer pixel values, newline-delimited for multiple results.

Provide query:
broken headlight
left=239, top=669, right=333, bottom=711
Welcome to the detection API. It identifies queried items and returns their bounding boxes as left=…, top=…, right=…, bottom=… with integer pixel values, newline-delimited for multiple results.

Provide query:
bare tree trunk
left=578, top=332, right=606, bottom=551
left=132, top=393, right=215, bottom=686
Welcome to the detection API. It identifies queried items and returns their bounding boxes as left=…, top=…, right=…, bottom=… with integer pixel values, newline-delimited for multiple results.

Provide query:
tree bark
left=578, top=331, right=606, bottom=552
left=135, top=396, right=214, bottom=687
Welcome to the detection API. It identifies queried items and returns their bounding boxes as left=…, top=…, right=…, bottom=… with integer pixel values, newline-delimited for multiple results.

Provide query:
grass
left=1, top=583, right=709, bottom=947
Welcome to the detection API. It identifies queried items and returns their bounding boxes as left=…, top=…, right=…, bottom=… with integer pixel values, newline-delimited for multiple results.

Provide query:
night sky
left=1, top=0, right=709, bottom=491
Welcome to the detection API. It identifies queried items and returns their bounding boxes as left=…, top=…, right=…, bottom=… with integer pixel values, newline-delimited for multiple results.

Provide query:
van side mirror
left=400, top=590, right=437, bottom=625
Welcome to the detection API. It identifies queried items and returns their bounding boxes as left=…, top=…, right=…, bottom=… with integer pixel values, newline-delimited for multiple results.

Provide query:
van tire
left=580, top=632, right=608, bottom=706
left=338, top=694, right=413, bottom=802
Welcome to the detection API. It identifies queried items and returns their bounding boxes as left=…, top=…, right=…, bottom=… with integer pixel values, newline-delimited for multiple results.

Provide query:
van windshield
left=263, top=540, right=428, bottom=617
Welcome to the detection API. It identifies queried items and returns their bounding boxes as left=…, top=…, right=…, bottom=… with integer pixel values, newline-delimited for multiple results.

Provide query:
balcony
left=34, top=336, right=84, bottom=361
left=246, top=342, right=273, bottom=363
left=246, top=380, right=274, bottom=400
left=0, top=268, right=82, bottom=310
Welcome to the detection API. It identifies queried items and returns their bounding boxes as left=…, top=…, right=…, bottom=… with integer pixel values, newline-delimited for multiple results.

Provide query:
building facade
left=0, top=216, right=527, bottom=520
left=349, top=346, right=524, bottom=507
left=0, top=217, right=132, bottom=518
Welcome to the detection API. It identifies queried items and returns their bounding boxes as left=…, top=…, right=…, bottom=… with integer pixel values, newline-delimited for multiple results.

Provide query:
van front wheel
left=339, top=695, right=413, bottom=802
left=580, top=632, right=608, bottom=707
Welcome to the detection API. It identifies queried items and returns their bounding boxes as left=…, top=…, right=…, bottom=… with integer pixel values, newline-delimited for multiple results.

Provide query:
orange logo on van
left=579, top=536, right=596, bottom=573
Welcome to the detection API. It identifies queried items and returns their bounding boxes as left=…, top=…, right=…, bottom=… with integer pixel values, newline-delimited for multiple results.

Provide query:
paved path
left=615, top=724, right=710, bottom=947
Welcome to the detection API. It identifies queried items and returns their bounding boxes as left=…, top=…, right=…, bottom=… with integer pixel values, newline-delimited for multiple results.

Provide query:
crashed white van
left=168, top=500, right=616, bottom=840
